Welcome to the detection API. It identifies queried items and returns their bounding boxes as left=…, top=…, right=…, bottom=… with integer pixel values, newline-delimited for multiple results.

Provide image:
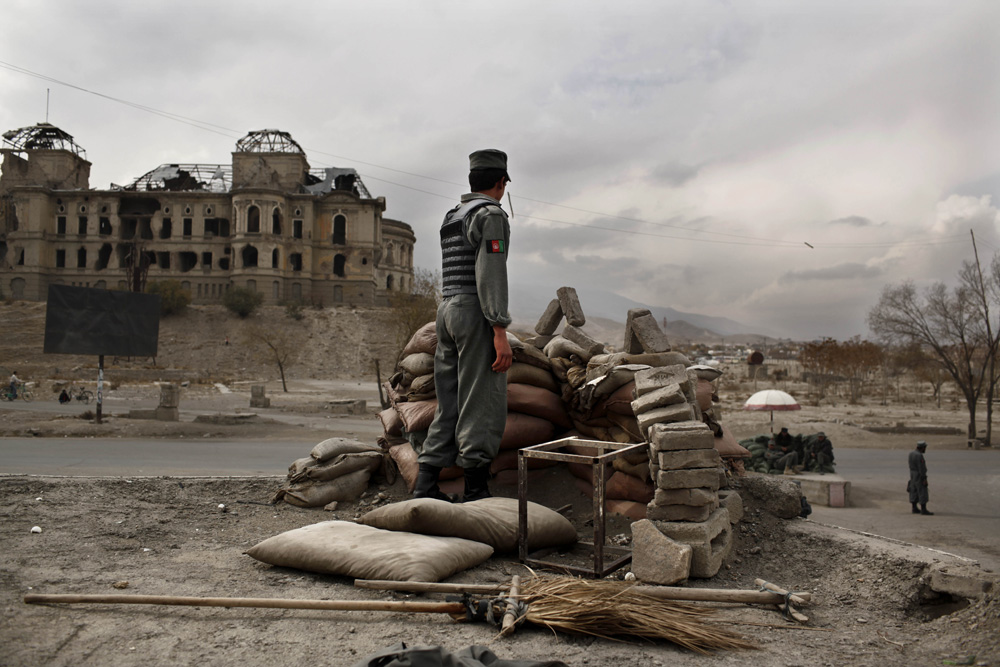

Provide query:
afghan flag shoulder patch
left=486, top=239, right=505, bottom=254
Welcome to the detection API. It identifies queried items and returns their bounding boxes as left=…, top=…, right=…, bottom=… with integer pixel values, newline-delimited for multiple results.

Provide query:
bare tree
left=387, top=267, right=441, bottom=363
left=242, top=323, right=303, bottom=392
left=835, top=337, right=883, bottom=404
left=868, top=281, right=988, bottom=440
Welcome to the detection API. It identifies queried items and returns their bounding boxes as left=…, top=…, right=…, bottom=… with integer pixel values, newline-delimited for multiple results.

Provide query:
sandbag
left=360, top=497, right=578, bottom=553
left=290, top=451, right=383, bottom=484
left=245, top=520, right=493, bottom=582
left=409, top=373, right=435, bottom=397
left=605, top=471, right=655, bottom=503
left=398, top=352, right=435, bottom=378
left=388, top=443, right=462, bottom=493
left=512, top=342, right=553, bottom=371
left=506, top=362, right=559, bottom=393
left=396, top=399, right=438, bottom=434
left=378, top=408, right=403, bottom=438
left=507, top=383, right=573, bottom=429
left=310, top=437, right=382, bottom=462
left=565, top=364, right=588, bottom=389
left=499, top=412, right=557, bottom=451
left=579, top=365, right=650, bottom=410
left=573, top=479, right=649, bottom=521
left=274, top=469, right=371, bottom=507
left=613, top=456, right=651, bottom=482
left=400, top=322, right=436, bottom=358
left=696, top=378, right=715, bottom=411
left=689, top=364, right=724, bottom=381
left=595, top=380, right=636, bottom=417
left=606, top=411, right=643, bottom=442
left=544, top=336, right=589, bottom=361
left=489, top=449, right=561, bottom=473
left=288, top=456, right=319, bottom=476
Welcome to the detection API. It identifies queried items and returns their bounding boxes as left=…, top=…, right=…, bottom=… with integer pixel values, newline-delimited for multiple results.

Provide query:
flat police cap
left=469, top=149, right=510, bottom=181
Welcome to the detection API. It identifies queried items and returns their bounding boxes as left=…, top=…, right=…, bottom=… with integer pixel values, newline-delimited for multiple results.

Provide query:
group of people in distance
left=742, top=428, right=836, bottom=475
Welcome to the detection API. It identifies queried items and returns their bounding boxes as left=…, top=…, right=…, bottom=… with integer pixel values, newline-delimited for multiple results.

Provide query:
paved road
left=809, top=447, right=1000, bottom=571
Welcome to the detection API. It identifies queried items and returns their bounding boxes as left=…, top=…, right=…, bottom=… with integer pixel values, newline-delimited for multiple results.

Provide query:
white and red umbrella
left=743, top=389, right=800, bottom=433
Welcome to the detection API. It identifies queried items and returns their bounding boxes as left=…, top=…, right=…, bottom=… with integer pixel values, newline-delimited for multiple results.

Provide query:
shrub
left=284, top=300, right=305, bottom=321
left=147, top=280, right=191, bottom=316
left=223, top=286, right=263, bottom=318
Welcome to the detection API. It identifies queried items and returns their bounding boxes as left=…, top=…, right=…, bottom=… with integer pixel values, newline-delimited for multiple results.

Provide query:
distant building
left=0, top=123, right=414, bottom=304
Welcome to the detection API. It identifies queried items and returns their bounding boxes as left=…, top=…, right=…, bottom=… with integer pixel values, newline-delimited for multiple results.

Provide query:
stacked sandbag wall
left=274, top=437, right=385, bottom=508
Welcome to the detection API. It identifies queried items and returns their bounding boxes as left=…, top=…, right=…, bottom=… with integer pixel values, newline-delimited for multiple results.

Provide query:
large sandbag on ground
left=310, top=438, right=382, bottom=462
left=396, top=399, right=437, bottom=434
left=274, top=469, right=371, bottom=507
left=506, top=362, right=559, bottom=393
left=290, top=451, right=383, bottom=484
left=388, top=443, right=462, bottom=493
left=360, top=497, right=577, bottom=553
left=398, top=352, right=435, bottom=377
left=378, top=408, right=403, bottom=438
left=400, top=322, right=436, bottom=357
left=245, top=520, right=493, bottom=582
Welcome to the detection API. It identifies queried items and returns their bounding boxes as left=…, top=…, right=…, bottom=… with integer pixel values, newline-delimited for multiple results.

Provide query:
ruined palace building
left=0, top=122, right=415, bottom=304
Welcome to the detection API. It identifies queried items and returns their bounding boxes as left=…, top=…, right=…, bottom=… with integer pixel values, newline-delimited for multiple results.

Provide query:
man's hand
left=492, top=325, right=512, bottom=372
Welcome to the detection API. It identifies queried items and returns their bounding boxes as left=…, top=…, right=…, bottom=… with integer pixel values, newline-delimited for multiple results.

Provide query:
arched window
left=386, top=274, right=394, bottom=291
left=242, top=245, right=258, bottom=268
left=333, top=214, right=346, bottom=245
left=247, top=205, right=260, bottom=233
left=333, top=254, right=346, bottom=277
left=272, top=208, right=282, bottom=235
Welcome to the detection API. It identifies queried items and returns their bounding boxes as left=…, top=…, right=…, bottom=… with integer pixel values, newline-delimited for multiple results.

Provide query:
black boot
left=413, top=463, right=455, bottom=502
left=912, top=503, right=921, bottom=514
left=461, top=465, right=492, bottom=503
left=920, top=504, right=934, bottom=515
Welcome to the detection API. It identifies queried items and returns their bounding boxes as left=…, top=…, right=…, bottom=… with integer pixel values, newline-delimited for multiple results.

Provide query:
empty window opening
left=247, top=205, right=260, bottom=233
left=242, top=245, right=258, bottom=268
left=271, top=249, right=279, bottom=268
left=139, top=218, right=153, bottom=240
left=78, top=216, right=88, bottom=235
left=219, top=257, right=230, bottom=270
left=272, top=208, right=282, bottom=235
left=57, top=216, right=67, bottom=235
left=386, top=275, right=394, bottom=290
left=77, top=247, right=87, bottom=268
left=204, top=218, right=226, bottom=237
left=120, top=218, right=137, bottom=240
left=56, top=249, right=66, bottom=268
left=96, top=244, right=112, bottom=271
left=333, top=214, right=346, bottom=244
left=99, top=217, right=111, bottom=235
left=293, top=219, right=303, bottom=239
left=160, top=218, right=172, bottom=239
left=179, top=252, right=197, bottom=272
left=290, top=253, right=302, bottom=272
left=158, top=252, right=172, bottom=269
left=183, top=218, right=193, bottom=237
left=143, top=250, right=157, bottom=268
left=17, top=249, right=24, bottom=265
left=334, top=254, right=346, bottom=277
left=202, top=252, right=212, bottom=267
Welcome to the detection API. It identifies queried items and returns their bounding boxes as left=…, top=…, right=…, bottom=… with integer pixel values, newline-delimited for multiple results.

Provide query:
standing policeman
left=414, top=149, right=513, bottom=503
left=908, top=440, right=933, bottom=515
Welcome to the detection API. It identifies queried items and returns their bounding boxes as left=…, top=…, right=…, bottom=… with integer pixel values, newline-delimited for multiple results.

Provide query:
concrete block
left=328, top=399, right=366, bottom=415
left=648, top=421, right=715, bottom=453
left=526, top=334, right=555, bottom=349
left=648, top=460, right=659, bottom=480
left=562, top=325, right=605, bottom=357
left=631, top=519, right=691, bottom=585
left=652, top=487, right=718, bottom=507
left=647, top=502, right=715, bottom=522
left=794, top=473, right=851, bottom=508
left=535, top=299, right=563, bottom=335
left=656, top=468, right=721, bottom=491
left=629, top=312, right=671, bottom=353
left=251, top=385, right=267, bottom=399
left=155, top=406, right=179, bottom=421
left=657, top=448, right=721, bottom=470
left=718, top=489, right=744, bottom=524
left=653, top=507, right=732, bottom=578
left=250, top=396, right=271, bottom=408
left=630, top=383, right=686, bottom=415
left=634, top=365, right=688, bottom=397
left=637, top=403, right=696, bottom=437
left=624, top=309, right=651, bottom=353
left=556, top=286, right=585, bottom=327
left=159, top=383, right=180, bottom=409
left=927, top=563, right=996, bottom=599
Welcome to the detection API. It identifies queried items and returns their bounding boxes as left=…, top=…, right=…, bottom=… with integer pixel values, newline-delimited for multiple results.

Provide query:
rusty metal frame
left=517, top=437, right=648, bottom=578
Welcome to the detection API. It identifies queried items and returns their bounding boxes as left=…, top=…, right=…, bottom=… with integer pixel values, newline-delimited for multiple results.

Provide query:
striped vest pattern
left=440, top=200, right=493, bottom=297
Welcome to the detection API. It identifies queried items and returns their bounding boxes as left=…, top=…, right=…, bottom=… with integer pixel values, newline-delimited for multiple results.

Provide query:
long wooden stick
left=754, top=579, right=811, bottom=606
left=355, top=579, right=808, bottom=606
left=500, top=575, right=521, bottom=637
left=24, top=593, right=465, bottom=615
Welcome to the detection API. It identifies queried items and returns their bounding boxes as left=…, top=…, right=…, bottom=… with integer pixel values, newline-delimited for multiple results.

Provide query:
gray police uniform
left=908, top=448, right=929, bottom=505
left=419, top=193, right=511, bottom=469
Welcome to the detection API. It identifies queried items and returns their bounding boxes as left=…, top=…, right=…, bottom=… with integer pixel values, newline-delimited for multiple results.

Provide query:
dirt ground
left=2, top=303, right=999, bottom=665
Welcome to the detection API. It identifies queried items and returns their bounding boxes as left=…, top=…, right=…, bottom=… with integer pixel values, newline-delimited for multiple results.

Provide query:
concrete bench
left=795, top=473, right=851, bottom=507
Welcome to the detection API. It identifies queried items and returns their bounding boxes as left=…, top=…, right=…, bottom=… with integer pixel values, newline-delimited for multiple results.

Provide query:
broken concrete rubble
left=535, top=299, right=563, bottom=336
left=631, top=519, right=692, bottom=585
left=556, top=286, right=585, bottom=327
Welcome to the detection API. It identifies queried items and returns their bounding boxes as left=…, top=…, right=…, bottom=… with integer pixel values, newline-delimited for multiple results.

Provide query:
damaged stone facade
left=0, top=124, right=414, bottom=305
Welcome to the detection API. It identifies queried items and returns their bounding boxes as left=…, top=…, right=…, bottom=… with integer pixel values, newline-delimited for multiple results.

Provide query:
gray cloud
left=827, top=216, right=875, bottom=227
left=783, top=263, right=883, bottom=281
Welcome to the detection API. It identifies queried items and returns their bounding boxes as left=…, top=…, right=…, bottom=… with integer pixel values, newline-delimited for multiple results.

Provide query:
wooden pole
left=500, top=575, right=521, bottom=637
left=754, top=579, right=811, bottom=606
left=24, top=593, right=465, bottom=615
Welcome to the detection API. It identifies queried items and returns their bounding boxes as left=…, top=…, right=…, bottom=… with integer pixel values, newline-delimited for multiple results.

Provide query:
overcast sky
left=3, top=1, right=998, bottom=340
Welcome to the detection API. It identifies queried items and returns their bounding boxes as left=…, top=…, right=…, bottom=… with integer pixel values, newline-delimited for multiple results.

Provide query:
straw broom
left=513, top=576, right=756, bottom=654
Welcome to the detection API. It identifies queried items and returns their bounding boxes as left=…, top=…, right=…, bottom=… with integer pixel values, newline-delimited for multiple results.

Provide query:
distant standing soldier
left=908, top=440, right=933, bottom=515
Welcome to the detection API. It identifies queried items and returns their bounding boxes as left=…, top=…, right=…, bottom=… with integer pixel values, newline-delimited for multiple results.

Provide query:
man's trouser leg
left=415, top=299, right=459, bottom=500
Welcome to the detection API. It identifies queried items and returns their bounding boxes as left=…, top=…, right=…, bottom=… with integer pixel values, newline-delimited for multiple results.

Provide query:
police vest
left=440, top=199, right=499, bottom=297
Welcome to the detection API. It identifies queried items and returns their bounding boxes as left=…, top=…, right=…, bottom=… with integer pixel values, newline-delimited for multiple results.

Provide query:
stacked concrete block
left=636, top=420, right=732, bottom=578
left=631, top=365, right=700, bottom=439
left=250, top=384, right=271, bottom=408
left=156, top=383, right=180, bottom=421
left=624, top=308, right=671, bottom=354
left=535, top=299, right=563, bottom=336
left=556, top=286, right=586, bottom=327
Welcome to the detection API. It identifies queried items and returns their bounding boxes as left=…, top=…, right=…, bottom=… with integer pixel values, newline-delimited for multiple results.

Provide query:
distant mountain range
left=508, top=283, right=781, bottom=345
